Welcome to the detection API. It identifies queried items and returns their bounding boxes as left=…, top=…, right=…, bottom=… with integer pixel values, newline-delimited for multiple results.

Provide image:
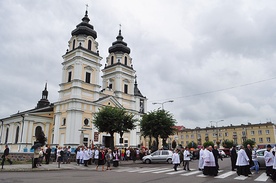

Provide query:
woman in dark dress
left=98, top=148, right=106, bottom=171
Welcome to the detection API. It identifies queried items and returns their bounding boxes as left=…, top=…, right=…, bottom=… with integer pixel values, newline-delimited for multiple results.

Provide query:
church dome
left=71, top=11, right=97, bottom=39
left=108, top=30, right=130, bottom=54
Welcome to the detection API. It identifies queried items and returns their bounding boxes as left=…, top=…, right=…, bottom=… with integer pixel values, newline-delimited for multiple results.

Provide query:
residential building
left=171, top=122, right=276, bottom=148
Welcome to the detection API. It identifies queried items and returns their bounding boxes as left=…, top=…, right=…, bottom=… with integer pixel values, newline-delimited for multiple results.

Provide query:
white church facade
left=0, top=10, right=147, bottom=152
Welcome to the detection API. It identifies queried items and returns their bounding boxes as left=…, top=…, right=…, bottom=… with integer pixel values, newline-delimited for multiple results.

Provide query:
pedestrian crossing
left=114, top=167, right=270, bottom=181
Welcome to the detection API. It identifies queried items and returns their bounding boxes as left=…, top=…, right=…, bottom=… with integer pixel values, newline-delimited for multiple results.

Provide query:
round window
left=84, top=119, right=89, bottom=126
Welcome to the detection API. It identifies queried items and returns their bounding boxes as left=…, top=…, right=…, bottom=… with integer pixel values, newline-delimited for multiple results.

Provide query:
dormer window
left=88, top=40, right=92, bottom=50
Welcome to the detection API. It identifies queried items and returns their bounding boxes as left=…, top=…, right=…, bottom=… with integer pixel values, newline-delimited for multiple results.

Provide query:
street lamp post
left=210, top=120, right=224, bottom=145
left=152, top=100, right=174, bottom=109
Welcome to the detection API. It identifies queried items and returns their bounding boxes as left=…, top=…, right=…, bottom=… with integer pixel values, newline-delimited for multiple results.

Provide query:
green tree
left=222, top=139, right=234, bottom=148
left=140, top=109, right=176, bottom=149
left=243, top=139, right=256, bottom=148
left=203, top=141, right=214, bottom=148
left=93, top=106, right=137, bottom=151
left=187, top=141, right=197, bottom=149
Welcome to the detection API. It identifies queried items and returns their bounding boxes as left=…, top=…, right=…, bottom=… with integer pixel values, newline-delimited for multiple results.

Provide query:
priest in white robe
left=236, top=145, right=250, bottom=176
left=198, top=146, right=204, bottom=171
left=202, top=146, right=218, bottom=176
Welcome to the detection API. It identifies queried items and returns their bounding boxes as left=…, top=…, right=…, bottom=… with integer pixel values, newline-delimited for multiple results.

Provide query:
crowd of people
left=34, top=145, right=151, bottom=170
left=230, top=144, right=276, bottom=181
left=172, top=144, right=222, bottom=175
left=3, top=142, right=276, bottom=181
left=171, top=143, right=276, bottom=181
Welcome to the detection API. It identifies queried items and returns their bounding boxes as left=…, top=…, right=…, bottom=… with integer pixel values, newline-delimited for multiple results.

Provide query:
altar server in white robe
left=203, top=146, right=218, bottom=176
left=198, top=146, right=204, bottom=171
left=236, top=145, right=250, bottom=176
left=264, top=144, right=274, bottom=176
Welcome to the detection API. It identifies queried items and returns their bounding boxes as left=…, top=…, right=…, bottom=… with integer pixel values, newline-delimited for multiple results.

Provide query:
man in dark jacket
left=230, top=145, right=237, bottom=171
left=45, top=145, right=52, bottom=164
left=212, top=145, right=222, bottom=170
left=245, top=144, right=253, bottom=174
left=1, top=145, right=12, bottom=169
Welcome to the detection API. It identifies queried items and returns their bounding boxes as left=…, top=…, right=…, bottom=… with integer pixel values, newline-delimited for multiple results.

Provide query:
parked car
left=142, top=150, right=173, bottom=164
left=219, top=148, right=230, bottom=157
left=219, top=149, right=227, bottom=158
left=256, top=149, right=266, bottom=168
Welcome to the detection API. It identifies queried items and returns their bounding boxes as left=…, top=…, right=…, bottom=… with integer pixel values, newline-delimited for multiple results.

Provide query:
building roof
left=173, top=126, right=185, bottom=131
left=71, top=10, right=97, bottom=39
left=108, top=29, right=130, bottom=54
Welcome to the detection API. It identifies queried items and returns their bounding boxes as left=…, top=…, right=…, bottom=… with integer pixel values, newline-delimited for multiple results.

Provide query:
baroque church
left=0, top=10, right=147, bottom=152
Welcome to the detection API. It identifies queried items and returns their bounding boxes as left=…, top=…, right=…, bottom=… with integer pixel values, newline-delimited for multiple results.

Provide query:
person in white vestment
left=198, top=146, right=204, bottom=171
left=172, top=149, right=180, bottom=171
left=83, top=147, right=90, bottom=167
left=236, top=145, right=250, bottom=176
left=264, top=144, right=274, bottom=176
left=183, top=147, right=191, bottom=171
left=202, top=146, right=218, bottom=176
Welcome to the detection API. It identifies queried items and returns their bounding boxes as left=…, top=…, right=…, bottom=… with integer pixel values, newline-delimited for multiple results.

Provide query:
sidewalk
left=0, top=160, right=143, bottom=172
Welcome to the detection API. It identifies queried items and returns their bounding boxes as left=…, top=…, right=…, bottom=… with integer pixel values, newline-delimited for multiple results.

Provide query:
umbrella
left=31, top=143, right=42, bottom=150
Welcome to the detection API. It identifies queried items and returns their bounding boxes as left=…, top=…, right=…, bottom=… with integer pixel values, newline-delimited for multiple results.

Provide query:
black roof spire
left=108, top=25, right=131, bottom=54
left=71, top=9, right=97, bottom=39
left=134, top=75, right=144, bottom=97
left=36, top=82, right=50, bottom=109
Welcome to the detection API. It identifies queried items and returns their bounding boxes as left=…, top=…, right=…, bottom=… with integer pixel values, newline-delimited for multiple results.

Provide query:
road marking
left=196, top=174, right=208, bottom=177
left=152, top=168, right=174, bottom=173
left=114, top=168, right=132, bottom=172
left=166, top=170, right=186, bottom=175
left=234, top=175, right=248, bottom=180
left=254, top=173, right=269, bottom=182
left=182, top=170, right=202, bottom=176
left=138, top=168, right=168, bottom=173
left=215, top=171, right=236, bottom=178
left=127, top=168, right=145, bottom=172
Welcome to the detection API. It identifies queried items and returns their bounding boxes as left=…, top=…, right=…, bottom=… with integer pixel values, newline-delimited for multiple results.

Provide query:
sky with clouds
left=1, top=0, right=276, bottom=128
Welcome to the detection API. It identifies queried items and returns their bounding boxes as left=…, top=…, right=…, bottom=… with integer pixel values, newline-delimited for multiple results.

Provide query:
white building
left=0, top=10, right=147, bottom=152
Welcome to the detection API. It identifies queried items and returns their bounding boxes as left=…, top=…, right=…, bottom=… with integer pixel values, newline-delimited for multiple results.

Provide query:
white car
left=219, top=149, right=226, bottom=158
left=142, top=150, right=173, bottom=164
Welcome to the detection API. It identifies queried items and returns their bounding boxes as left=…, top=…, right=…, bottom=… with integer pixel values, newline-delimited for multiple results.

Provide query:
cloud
left=1, top=0, right=276, bottom=129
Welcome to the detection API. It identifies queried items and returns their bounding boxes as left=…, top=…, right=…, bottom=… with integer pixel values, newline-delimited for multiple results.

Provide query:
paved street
left=0, top=158, right=272, bottom=183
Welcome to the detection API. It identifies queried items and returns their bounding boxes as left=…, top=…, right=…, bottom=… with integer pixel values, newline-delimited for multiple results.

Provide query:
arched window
left=5, top=128, right=9, bottom=144
left=88, top=40, right=92, bottom=50
left=124, top=56, right=127, bottom=65
left=15, top=126, right=20, bottom=144
left=68, top=71, right=72, bottom=82
left=72, top=39, right=76, bottom=50
left=35, top=126, right=42, bottom=139
left=111, top=56, right=114, bottom=65
left=62, top=118, right=66, bottom=126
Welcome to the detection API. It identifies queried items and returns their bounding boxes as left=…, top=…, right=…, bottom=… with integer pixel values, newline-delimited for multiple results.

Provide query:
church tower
left=102, top=29, right=136, bottom=107
left=53, top=10, right=102, bottom=147
left=102, top=28, right=147, bottom=147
